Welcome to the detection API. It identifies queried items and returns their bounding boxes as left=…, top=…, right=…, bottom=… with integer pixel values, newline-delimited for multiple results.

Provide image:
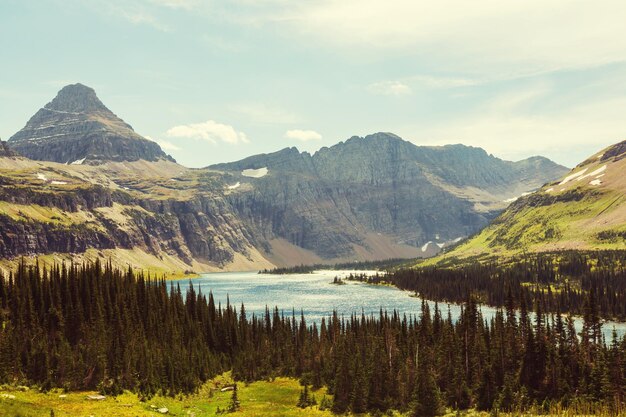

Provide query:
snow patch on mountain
left=421, top=242, right=434, bottom=252
left=504, top=191, right=535, bottom=203
left=559, top=168, right=588, bottom=185
left=577, top=165, right=606, bottom=181
left=242, top=167, right=268, bottom=178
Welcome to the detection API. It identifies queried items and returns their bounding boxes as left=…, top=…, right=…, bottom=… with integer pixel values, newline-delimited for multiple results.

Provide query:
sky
left=2, top=0, right=626, bottom=168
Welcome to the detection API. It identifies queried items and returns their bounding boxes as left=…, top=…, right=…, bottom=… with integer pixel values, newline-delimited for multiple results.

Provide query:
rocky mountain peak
left=8, top=84, right=174, bottom=164
left=45, top=83, right=109, bottom=114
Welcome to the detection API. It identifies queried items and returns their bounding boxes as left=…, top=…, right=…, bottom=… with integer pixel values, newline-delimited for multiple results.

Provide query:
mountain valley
left=0, top=84, right=569, bottom=275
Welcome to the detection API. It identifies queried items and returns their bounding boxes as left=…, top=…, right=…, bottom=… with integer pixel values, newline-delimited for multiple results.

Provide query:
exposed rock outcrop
left=8, top=84, right=174, bottom=164
left=0, top=181, right=255, bottom=267
left=0, top=140, right=17, bottom=157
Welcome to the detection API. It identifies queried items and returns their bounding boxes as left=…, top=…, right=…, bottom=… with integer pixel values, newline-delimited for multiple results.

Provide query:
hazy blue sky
left=2, top=0, right=626, bottom=168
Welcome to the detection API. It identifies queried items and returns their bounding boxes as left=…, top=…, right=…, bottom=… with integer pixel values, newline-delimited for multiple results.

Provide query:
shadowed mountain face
left=436, top=139, right=626, bottom=262
left=8, top=84, right=173, bottom=164
left=210, top=133, right=568, bottom=260
left=0, top=141, right=17, bottom=157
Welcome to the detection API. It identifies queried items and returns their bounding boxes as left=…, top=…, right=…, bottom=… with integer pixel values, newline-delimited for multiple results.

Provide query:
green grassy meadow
left=0, top=374, right=333, bottom=417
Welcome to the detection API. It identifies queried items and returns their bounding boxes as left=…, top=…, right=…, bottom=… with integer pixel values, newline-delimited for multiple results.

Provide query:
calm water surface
left=176, top=270, right=626, bottom=339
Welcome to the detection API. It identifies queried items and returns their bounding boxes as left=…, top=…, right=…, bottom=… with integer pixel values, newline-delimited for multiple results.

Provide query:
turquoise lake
left=176, top=270, right=626, bottom=340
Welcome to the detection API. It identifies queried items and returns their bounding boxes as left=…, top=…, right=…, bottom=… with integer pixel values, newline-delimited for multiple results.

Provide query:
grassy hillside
left=0, top=376, right=613, bottom=417
left=0, top=374, right=384, bottom=417
left=429, top=140, right=626, bottom=265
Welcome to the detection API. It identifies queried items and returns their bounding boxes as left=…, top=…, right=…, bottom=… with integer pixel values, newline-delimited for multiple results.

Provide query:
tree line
left=349, top=250, right=626, bottom=321
left=0, top=259, right=625, bottom=415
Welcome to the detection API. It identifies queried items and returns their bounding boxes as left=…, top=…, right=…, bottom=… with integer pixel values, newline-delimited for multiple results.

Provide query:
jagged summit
left=9, top=83, right=174, bottom=164
left=209, top=132, right=567, bottom=258
left=45, top=83, right=109, bottom=114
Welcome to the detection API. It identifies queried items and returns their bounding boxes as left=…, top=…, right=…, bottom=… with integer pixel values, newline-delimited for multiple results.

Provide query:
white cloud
left=239, top=0, right=626, bottom=78
left=367, top=81, right=412, bottom=96
left=230, top=103, right=301, bottom=124
left=285, top=129, right=322, bottom=142
left=166, top=120, right=250, bottom=144
left=145, top=135, right=181, bottom=151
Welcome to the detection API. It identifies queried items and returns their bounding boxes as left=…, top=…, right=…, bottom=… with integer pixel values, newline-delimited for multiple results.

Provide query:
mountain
left=0, top=85, right=569, bottom=274
left=8, top=83, right=174, bottom=164
left=0, top=156, right=272, bottom=277
left=434, top=139, right=626, bottom=263
left=210, top=133, right=568, bottom=263
left=0, top=140, right=18, bottom=157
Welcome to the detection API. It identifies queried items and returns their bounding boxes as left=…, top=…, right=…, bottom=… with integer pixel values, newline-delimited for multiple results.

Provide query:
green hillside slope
left=432, top=139, right=626, bottom=264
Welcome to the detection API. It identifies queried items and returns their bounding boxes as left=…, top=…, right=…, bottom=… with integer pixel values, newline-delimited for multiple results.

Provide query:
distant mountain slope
left=210, top=133, right=568, bottom=262
left=8, top=84, right=173, bottom=164
left=434, top=139, right=626, bottom=263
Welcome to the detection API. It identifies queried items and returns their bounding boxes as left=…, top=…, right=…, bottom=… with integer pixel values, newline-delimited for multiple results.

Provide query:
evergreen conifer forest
left=355, top=251, right=626, bottom=320
left=1, top=260, right=625, bottom=415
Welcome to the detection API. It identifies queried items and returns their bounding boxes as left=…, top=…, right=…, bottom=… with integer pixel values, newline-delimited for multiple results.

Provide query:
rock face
left=211, top=133, right=568, bottom=260
left=0, top=177, right=255, bottom=267
left=8, top=84, right=174, bottom=164
left=0, top=140, right=17, bottom=157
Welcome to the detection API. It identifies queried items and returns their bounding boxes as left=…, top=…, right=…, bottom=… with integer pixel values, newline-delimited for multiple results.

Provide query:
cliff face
left=211, top=133, right=568, bottom=261
left=0, top=173, right=257, bottom=268
left=8, top=84, right=173, bottom=164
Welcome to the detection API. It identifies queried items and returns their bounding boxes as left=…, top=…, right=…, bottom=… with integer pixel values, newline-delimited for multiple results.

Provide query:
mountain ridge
left=210, top=132, right=568, bottom=261
left=0, top=84, right=569, bottom=274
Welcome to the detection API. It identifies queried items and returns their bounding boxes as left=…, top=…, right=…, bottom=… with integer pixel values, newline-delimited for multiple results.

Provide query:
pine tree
left=228, top=383, right=240, bottom=412
left=413, top=366, right=443, bottom=416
